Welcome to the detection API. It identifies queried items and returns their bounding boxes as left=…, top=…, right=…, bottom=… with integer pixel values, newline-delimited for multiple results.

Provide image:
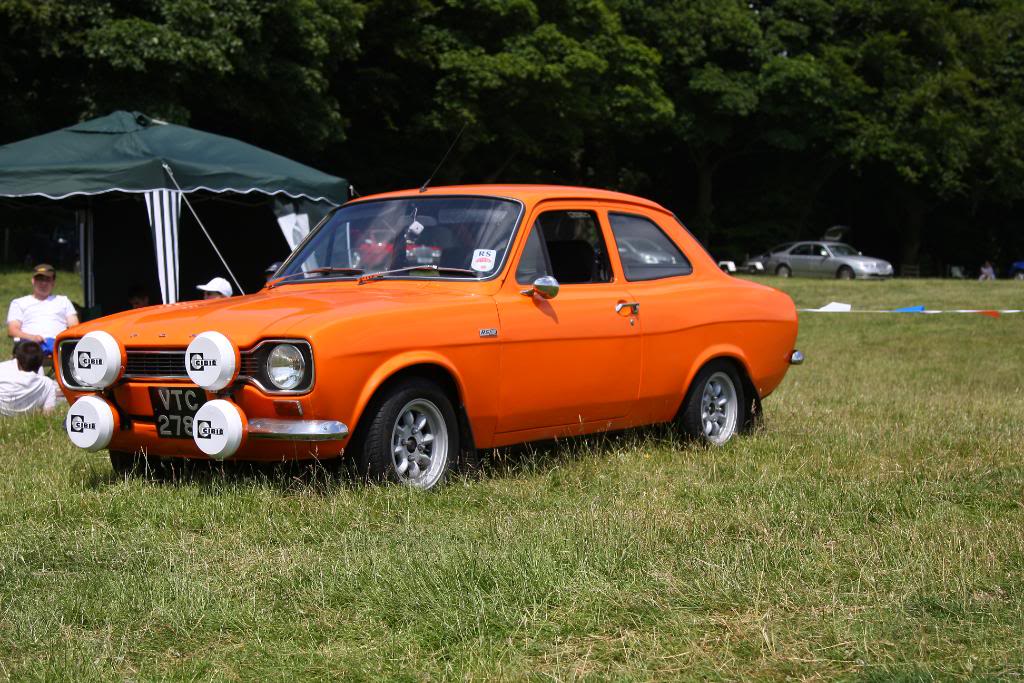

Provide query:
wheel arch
left=349, top=354, right=476, bottom=452
left=675, top=347, right=762, bottom=432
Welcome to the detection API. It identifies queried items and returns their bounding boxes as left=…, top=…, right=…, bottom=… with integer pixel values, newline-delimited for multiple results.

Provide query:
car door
left=809, top=243, right=832, bottom=277
left=604, top=210, right=701, bottom=424
left=494, top=205, right=642, bottom=434
left=787, top=243, right=815, bottom=276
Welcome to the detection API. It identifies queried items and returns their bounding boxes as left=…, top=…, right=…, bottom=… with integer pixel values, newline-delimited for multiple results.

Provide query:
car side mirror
left=521, top=275, right=559, bottom=300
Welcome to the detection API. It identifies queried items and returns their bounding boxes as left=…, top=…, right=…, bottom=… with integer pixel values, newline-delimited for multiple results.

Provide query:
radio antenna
left=420, top=121, right=468, bottom=193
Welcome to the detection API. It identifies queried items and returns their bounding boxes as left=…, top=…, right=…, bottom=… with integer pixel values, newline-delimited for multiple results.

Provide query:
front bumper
left=854, top=264, right=894, bottom=278
left=249, top=418, right=348, bottom=441
left=64, top=383, right=350, bottom=461
left=104, top=413, right=350, bottom=461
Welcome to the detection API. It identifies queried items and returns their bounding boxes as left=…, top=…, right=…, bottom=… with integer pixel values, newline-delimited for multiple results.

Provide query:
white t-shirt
left=0, top=359, right=57, bottom=416
left=7, top=294, right=76, bottom=338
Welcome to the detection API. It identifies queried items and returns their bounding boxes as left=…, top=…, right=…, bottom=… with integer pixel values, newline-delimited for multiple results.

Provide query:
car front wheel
left=837, top=266, right=855, bottom=280
left=776, top=264, right=791, bottom=278
left=678, top=361, right=746, bottom=445
left=351, top=379, right=458, bottom=490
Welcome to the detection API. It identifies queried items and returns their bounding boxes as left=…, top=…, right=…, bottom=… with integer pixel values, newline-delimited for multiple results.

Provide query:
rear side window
left=608, top=213, right=692, bottom=281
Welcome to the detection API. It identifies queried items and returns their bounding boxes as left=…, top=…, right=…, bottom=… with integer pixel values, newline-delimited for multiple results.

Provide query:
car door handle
left=616, top=302, right=640, bottom=315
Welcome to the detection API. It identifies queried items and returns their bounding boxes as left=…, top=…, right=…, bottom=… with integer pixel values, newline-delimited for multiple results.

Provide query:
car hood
left=61, top=284, right=486, bottom=348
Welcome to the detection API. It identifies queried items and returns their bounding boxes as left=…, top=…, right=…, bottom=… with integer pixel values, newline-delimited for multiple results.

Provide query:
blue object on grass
left=892, top=305, right=926, bottom=313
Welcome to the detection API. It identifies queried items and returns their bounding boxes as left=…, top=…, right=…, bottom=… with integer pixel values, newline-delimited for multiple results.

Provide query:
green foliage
left=825, top=1, right=991, bottom=197
left=3, top=0, right=1024, bottom=263
left=347, top=0, right=673, bottom=182
left=0, top=0, right=364, bottom=154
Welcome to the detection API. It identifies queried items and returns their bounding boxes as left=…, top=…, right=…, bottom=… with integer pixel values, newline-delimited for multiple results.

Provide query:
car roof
left=790, top=240, right=850, bottom=246
left=349, top=184, right=669, bottom=212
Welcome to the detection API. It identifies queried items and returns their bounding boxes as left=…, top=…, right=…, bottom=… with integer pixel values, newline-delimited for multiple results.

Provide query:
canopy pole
left=160, top=163, right=246, bottom=296
left=76, top=202, right=96, bottom=309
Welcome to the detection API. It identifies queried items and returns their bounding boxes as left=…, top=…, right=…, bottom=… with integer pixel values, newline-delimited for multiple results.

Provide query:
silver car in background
left=762, top=241, right=893, bottom=279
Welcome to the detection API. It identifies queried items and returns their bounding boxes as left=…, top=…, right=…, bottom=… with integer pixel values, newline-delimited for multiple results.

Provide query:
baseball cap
left=32, top=263, right=56, bottom=277
left=196, top=277, right=233, bottom=297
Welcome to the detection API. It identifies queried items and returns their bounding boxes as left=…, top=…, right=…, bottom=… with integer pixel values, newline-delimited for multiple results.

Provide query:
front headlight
left=266, top=344, right=306, bottom=390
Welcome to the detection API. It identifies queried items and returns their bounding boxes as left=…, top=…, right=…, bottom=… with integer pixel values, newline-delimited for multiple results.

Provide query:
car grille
left=240, top=354, right=261, bottom=376
left=58, top=339, right=312, bottom=393
left=125, top=351, right=187, bottom=378
left=124, top=350, right=263, bottom=378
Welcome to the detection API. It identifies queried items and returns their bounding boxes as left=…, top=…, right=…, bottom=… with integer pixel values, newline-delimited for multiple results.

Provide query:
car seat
left=546, top=240, right=595, bottom=283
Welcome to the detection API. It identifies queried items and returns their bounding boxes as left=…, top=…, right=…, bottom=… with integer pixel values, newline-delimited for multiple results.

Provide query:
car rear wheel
left=351, top=378, right=458, bottom=490
left=775, top=264, right=791, bottom=278
left=678, top=361, right=746, bottom=445
left=837, top=266, right=854, bottom=280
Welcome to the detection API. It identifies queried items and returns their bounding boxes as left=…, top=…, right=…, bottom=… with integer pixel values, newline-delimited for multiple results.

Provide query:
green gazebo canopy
left=0, top=111, right=347, bottom=310
left=0, top=111, right=347, bottom=202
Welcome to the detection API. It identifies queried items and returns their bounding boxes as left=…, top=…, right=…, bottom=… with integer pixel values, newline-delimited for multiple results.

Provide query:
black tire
left=775, top=264, right=791, bottom=278
left=677, top=360, right=747, bottom=445
left=837, top=266, right=854, bottom=280
left=349, top=378, right=460, bottom=490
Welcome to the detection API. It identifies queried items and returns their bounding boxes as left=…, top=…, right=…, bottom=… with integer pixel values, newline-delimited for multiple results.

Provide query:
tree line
left=3, top=0, right=1023, bottom=272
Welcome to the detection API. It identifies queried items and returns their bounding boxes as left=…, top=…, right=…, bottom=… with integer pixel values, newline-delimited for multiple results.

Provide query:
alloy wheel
left=700, top=372, right=739, bottom=444
left=390, top=398, right=449, bottom=489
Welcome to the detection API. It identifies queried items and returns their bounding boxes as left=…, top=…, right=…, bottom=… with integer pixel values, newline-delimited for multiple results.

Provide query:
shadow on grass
left=78, top=425, right=702, bottom=493
left=482, top=424, right=695, bottom=480
left=81, top=454, right=346, bottom=495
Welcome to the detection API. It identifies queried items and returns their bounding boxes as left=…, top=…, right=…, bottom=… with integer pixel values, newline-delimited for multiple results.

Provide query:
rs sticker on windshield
left=471, top=249, right=497, bottom=272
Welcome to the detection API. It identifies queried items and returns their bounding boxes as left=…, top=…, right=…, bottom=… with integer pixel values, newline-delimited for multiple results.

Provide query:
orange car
left=57, top=185, right=801, bottom=489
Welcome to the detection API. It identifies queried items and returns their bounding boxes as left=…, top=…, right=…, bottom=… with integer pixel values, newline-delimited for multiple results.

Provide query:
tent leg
left=77, top=204, right=95, bottom=309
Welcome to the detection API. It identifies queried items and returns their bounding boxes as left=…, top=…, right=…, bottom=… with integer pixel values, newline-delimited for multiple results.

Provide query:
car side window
left=515, top=210, right=612, bottom=285
left=814, top=243, right=829, bottom=257
left=790, top=244, right=813, bottom=256
left=608, top=213, right=692, bottom=281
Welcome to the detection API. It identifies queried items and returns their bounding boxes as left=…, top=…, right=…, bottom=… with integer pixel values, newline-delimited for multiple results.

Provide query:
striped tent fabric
left=144, top=190, right=182, bottom=303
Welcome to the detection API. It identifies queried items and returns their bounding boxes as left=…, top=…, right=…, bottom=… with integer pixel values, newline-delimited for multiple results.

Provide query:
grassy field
left=1, top=270, right=1023, bottom=680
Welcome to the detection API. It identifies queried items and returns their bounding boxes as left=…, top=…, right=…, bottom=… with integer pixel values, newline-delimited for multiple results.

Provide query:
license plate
left=149, top=387, right=207, bottom=439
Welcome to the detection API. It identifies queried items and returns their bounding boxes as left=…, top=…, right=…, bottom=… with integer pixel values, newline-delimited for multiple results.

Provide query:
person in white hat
left=196, top=277, right=233, bottom=300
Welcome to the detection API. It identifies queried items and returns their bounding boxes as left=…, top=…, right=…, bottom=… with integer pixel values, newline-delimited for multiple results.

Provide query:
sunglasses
left=33, top=275, right=55, bottom=282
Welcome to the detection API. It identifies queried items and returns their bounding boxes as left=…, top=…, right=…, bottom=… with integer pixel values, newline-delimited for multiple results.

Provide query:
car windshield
left=829, top=243, right=859, bottom=256
left=277, top=196, right=522, bottom=282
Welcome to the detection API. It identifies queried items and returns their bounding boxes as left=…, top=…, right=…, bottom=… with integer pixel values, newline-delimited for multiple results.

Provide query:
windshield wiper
left=357, top=265, right=479, bottom=284
left=268, top=267, right=364, bottom=288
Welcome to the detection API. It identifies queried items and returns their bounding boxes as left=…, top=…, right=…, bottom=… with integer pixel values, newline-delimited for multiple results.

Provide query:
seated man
left=0, top=341, right=58, bottom=416
left=6, top=264, right=79, bottom=352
